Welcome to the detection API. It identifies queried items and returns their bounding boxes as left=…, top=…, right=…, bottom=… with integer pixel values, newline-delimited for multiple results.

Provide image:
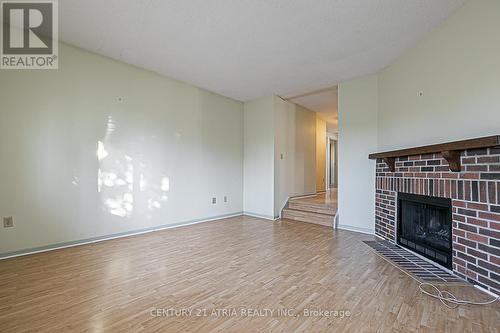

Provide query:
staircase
left=282, top=190, right=337, bottom=228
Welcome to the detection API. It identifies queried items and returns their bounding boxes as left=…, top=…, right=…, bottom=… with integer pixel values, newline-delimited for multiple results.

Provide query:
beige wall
left=378, top=0, right=500, bottom=151
left=315, top=117, right=327, bottom=192
left=0, top=43, right=244, bottom=255
left=243, top=97, right=275, bottom=219
left=274, top=97, right=317, bottom=216
left=338, top=75, right=378, bottom=234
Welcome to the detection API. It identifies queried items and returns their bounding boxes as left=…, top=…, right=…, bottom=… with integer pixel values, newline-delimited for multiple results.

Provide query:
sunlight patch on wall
left=96, top=118, right=171, bottom=219
left=97, top=141, right=109, bottom=161
left=97, top=139, right=135, bottom=218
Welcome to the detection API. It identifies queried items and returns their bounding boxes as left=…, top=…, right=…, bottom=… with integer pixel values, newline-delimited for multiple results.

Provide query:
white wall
left=274, top=97, right=316, bottom=217
left=0, top=43, right=243, bottom=254
left=338, top=75, right=378, bottom=234
left=243, top=97, right=275, bottom=219
left=378, top=0, right=500, bottom=151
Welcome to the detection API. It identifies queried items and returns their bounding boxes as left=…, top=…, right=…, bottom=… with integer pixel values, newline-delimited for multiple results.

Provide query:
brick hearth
left=375, top=147, right=500, bottom=294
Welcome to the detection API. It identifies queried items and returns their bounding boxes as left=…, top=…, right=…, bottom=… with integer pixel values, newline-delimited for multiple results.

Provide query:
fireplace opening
left=397, top=193, right=452, bottom=268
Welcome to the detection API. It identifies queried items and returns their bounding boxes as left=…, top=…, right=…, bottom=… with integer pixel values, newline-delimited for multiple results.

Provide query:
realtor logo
left=1, top=0, right=58, bottom=69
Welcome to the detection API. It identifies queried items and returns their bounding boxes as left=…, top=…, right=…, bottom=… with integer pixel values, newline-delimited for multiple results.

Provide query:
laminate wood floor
left=289, top=189, right=338, bottom=211
left=0, top=216, right=498, bottom=332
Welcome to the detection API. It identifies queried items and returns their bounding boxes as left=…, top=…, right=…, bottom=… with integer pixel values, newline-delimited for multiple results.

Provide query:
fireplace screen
left=397, top=193, right=452, bottom=268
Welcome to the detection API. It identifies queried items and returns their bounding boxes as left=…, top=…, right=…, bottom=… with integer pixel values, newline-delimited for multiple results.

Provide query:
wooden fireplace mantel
left=368, top=135, right=500, bottom=172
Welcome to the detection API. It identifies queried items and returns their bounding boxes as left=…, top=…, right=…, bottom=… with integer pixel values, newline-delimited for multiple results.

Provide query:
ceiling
left=59, top=0, right=465, bottom=101
left=288, top=88, right=338, bottom=132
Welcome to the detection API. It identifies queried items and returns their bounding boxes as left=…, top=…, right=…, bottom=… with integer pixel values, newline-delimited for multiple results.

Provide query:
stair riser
left=282, top=210, right=333, bottom=228
left=288, top=202, right=336, bottom=215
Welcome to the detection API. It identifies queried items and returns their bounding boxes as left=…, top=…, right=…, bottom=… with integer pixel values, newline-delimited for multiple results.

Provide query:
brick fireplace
left=373, top=144, right=500, bottom=295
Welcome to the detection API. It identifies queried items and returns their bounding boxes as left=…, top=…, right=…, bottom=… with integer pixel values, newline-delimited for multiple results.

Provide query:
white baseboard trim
left=0, top=212, right=243, bottom=260
left=336, top=224, right=375, bottom=235
left=243, top=212, right=277, bottom=221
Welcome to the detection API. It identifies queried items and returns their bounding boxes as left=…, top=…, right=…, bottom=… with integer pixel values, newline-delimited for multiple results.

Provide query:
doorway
left=327, top=136, right=338, bottom=189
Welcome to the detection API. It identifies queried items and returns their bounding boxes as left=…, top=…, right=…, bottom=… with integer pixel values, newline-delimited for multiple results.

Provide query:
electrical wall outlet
left=212, top=197, right=217, bottom=204
left=3, top=216, right=14, bottom=228
left=224, top=196, right=228, bottom=203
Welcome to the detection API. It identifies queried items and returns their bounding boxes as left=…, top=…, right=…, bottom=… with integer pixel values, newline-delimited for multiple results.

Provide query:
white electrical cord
left=418, top=282, right=499, bottom=309
left=365, top=241, right=499, bottom=308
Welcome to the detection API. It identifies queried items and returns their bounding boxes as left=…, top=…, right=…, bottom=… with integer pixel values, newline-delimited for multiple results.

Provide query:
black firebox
left=397, top=193, right=453, bottom=268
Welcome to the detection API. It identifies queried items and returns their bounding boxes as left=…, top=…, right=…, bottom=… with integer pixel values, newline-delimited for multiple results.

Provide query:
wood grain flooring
left=289, top=189, right=338, bottom=211
left=282, top=208, right=333, bottom=227
left=0, top=215, right=498, bottom=332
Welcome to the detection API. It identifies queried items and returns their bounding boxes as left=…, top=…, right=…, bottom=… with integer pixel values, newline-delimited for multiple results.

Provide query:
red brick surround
left=375, top=147, right=500, bottom=294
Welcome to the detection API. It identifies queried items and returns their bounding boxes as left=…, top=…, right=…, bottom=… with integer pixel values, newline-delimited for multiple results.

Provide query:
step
left=282, top=208, right=334, bottom=228
left=288, top=201, right=336, bottom=215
